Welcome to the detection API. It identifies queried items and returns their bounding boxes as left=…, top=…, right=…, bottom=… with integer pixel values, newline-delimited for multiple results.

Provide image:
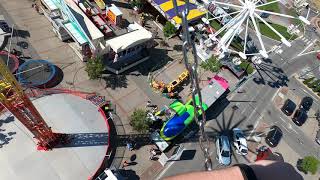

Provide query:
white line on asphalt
left=280, top=124, right=289, bottom=132
left=297, top=39, right=317, bottom=57
left=279, top=117, right=286, bottom=123
left=299, top=50, right=320, bottom=56
left=155, top=148, right=186, bottom=179
left=271, top=89, right=280, bottom=101
left=301, top=88, right=320, bottom=102
left=248, top=116, right=263, bottom=138
left=287, top=123, right=299, bottom=135
left=240, top=86, right=264, bottom=115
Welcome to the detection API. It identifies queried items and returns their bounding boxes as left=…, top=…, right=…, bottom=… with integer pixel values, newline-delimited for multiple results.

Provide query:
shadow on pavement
left=43, top=65, right=64, bottom=88
left=102, top=74, right=128, bottom=90
left=175, top=149, right=196, bottom=161
left=118, top=169, right=140, bottom=180
left=12, top=28, right=30, bottom=38
left=205, top=97, right=230, bottom=120
left=205, top=104, right=266, bottom=164
left=0, top=116, right=16, bottom=148
left=253, top=62, right=289, bottom=88
left=123, top=48, right=174, bottom=76
left=55, top=133, right=108, bottom=148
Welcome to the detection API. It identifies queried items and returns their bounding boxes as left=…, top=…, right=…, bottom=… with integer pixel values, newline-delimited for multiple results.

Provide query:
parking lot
left=273, top=84, right=320, bottom=143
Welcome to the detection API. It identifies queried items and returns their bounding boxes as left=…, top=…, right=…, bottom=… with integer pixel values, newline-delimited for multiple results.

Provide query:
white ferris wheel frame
left=205, top=0, right=310, bottom=60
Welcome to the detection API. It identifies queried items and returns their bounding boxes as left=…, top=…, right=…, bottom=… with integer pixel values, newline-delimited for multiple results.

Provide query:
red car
left=256, top=146, right=273, bottom=161
left=255, top=146, right=284, bottom=162
left=317, top=52, right=320, bottom=60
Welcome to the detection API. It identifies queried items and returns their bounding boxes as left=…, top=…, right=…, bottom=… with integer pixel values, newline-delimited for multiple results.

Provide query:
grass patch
left=258, top=21, right=298, bottom=41
left=210, top=20, right=243, bottom=51
left=257, top=0, right=280, bottom=13
left=209, top=17, right=298, bottom=48
left=210, top=20, right=223, bottom=32
left=200, top=55, right=222, bottom=72
left=239, top=61, right=255, bottom=74
left=288, top=8, right=303, bottom=26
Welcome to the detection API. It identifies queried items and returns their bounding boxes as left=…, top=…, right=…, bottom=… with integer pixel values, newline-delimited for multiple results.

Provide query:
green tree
left=85, top=56, right=104, bottom=80
left=200, top=56, right=222, bottom=72
left=300, top=156, right=319, bottom=175
left=239, top=61, right=254, bottom=74
left=163, top=22, right=176, bottom=38
left=303, top=77, right=315, bottom=84
left=130, top=0, right=144, bottom=10
left=312, top=84, right=320, bottom=92
left=308, top=79, right=320, bottom=88
left=129, top=109, right=151, bottom=133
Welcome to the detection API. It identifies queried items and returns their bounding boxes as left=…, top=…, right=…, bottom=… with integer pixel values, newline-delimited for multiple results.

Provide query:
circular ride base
left=0, top=94, right=109, bottom=180
left=17, top=60, right=56, bottom=87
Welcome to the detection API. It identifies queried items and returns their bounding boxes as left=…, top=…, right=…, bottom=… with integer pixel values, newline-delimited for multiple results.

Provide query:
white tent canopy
left=106, top=28, right=152, bottom=53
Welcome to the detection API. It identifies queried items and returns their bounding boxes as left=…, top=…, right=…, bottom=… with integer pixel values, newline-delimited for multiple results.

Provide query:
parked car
left=256, top=146, right=272, bottom=161
left=299, top=96, right=313, bottom=111
left=292, top=108, right=308, bottom=126
left=216, top=135, right=231, bottom=166
left=265, top=126, right=283, bottom=147
left=316, top=130, right=320, bottom=145
left=232, top=128, right=248, bottom=155
left=281, top=99, right=296, bottom=116
left=255, top=146, right=284, bottom=162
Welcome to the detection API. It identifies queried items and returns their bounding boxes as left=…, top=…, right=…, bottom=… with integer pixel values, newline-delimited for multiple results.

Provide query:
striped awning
left=64, top=22, right=88, bottom=45
left=42, top=0, right=58, bottom=11
left=153, top=0, right=206, bottom=24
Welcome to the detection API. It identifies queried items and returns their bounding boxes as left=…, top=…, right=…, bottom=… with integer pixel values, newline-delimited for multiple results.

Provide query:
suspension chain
left=172, top=0, right=212, bottom=171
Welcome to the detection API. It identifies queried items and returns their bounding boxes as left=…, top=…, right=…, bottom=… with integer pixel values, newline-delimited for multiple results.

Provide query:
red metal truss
left=0, top=57, right=60, bottom=150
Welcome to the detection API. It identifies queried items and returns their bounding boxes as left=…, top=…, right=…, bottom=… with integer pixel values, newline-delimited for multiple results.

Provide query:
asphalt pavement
left=157, top=14, right=320, bottom=178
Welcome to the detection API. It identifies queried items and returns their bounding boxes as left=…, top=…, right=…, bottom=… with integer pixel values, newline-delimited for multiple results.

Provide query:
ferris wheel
left=202, top=0, right=310, bottom=60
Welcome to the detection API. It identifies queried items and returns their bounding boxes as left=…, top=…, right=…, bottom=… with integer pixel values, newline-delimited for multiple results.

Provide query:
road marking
left=239, top=91, right=259, bottom=115
left=287, top=123, right=299, bottom=135
left=280, top=124, right=289, bottom=132
left=298, top=50, right=320, bottom=56
left=301, top=88, right=320, bottom=102
left=155, top=147, right=186, bottom=179
left=248, top=116, right=263, bottom=138
left=279, top=117, right=286, bottom=123
left=297, top=39, right=317, bottom=57
left=271, top=89, right=280, bottom=101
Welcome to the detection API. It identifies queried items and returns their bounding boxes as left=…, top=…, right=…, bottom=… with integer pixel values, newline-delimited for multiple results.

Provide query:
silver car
left=216, top=135, right=231, bottom=166
left=232, top=128, right=248, bottom=155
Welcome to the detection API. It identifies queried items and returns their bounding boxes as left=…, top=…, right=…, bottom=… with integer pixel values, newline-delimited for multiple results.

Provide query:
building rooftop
left=105, top=28, right=153, bottom=53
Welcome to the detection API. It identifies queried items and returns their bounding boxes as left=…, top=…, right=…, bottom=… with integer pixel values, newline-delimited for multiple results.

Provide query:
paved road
left=0, top=3, right=40, bottom=59
left=157, top=21, right=320, bottom=178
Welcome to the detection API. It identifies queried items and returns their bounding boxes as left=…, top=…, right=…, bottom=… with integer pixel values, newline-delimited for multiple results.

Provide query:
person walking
left=122, top=160, right=129, bottom=168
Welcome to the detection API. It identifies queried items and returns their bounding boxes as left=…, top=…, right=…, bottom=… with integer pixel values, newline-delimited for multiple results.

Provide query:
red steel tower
left=0, top=57, right=60, bottom=150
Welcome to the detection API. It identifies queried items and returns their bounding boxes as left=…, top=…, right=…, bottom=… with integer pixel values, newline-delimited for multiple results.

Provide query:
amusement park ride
left=0, top=57, right=63, bottom=150
left=203, top=0, right=311, bottom=60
